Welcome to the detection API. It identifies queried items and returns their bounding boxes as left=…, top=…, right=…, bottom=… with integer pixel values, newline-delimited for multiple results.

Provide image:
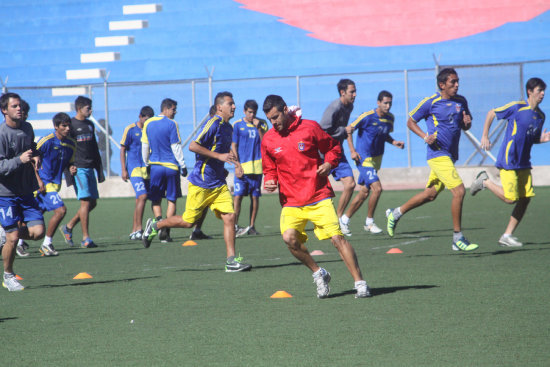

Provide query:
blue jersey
left=494, top=100, right=545, bottom=170
left=188, top=115, right=233, bottom=189
left=410, top=92, right=470, bottom=162
left=141, top=115, right=181, bottom=171
left=36, top=133, right=76, bottom=192
left=350, top=109, right=394, bottom=165
left=232, top=118, right=268, bottom=174
left=120, top=122, right=147, bottom=177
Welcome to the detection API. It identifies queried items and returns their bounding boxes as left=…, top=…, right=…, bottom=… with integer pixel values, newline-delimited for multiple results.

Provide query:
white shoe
left=498, top=234, right=523, bottom=247
left=339, top=218, right=352, bottom=236
left=354, top=280, right=372, bottom=298
left=236, top=226, right=249, bottom=237
left=470, top=171, right=488, bottom=196
left=364, top=223, right=382, bottom=234
left=312, top=268, right=331, bottom=299
left=40, top=243, right=59, bottom=256
left=2, top=274, right=24, bottom=291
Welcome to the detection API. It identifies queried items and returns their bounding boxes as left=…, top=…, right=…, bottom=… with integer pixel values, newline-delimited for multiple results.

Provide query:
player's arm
left=407, top=117, right=436, bottom=146
left=120, top=144, right=129, bottom=181
left=316, top=125, right=340, bottom=176
left=189, top=141, right=237, bottom=164
left=33, top=163, right=45, bottom=193
left=538, top=128, right=550, bottom=143
left=254, top=118, right=267, bottom=139
left=386, top=134, right=405, bottom=149
left=480, top=109, right=496, bottom=150
left=230, top=142, right=244, bottom=178
left=346, top=127, right=361, bottom=163
left=260, top=140, right=278, bottom=192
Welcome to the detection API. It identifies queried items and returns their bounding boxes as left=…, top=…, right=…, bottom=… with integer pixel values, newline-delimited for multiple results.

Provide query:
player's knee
left=346, top=180, right=356, bottom=191
left=55, top=206, right=67, bottom=217
left=330, top=235, right=348, bottom=250
left=29, top=225, right=45, bottom=240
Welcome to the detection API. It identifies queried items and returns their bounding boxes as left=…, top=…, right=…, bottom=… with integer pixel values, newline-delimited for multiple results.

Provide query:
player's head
left=139, top=105, right=154, bottom=123
left=337, top=79, right=356, bottom=105
left=0, top=92, right=22, bottom=121
left=215, top=91, right=235, bottom=121
left=53, top=112, right=72, bottom=138
left=263, top=95, right=289, bottom=132
left=376, top=90, right=393, bottom=114
left=20, top=99, right=30, bottom=121
left=526, top=77, right=546, bottom=104
left=75, top=96, right=92, bottom=118
left=243, top=99, right=258, bottom=121
left=436, top=68, right=459, bottom=97
left=160, top=98, right=177, bottom=119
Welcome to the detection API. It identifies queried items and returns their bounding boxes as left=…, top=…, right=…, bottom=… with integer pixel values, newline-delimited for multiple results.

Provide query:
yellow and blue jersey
left=120, top=122, right=147, bottom=177
left=232, top=118, right=268, bottom=174
left=494, top=100, right=545, bottom=170
left=141, top=115, right=181, bottom=171
left=410, top=92, right=470, bottom=162
left=350, top=109, right=394, bottom=166
left=188, top=115, right=233, bottom=189
left=36, top=133, right=76, bottom=192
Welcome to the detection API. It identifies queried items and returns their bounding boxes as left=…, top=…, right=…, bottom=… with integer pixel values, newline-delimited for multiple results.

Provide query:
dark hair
left=337, top=79, right=355, bottom=95
left=0, top=92, right=21, bottom=112
left=436, top=68, right=457, bottom=89
left=160, top=98, right=177, bottom=112
left=53, top=112, right=71, bottom=127
left=214, top=91, right=233, bottom=107
left=526, top=77, right=546, bottom=95
left=244, top=99, right=258, bottom=112
left=21, top=99, right=30, bottom=114
left=139, top=105, right=154, bottom=118
left=209, top=105, right=217, bottom=117
left=262, top=95, right=287, bottom=114
left=75, top=96, right=92, bottom=111
left=377, top=90, right=393, bottom=101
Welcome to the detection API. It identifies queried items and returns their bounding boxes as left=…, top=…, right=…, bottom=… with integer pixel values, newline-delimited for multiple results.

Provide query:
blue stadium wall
left=1, top=0, right=549, bottom=174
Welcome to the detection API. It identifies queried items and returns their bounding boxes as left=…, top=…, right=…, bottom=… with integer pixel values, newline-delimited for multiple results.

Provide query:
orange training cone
left=270, top=290, right=293, bottom=298
left=182, top=240, right=198, bottom=247
left=73, top=272, right=93, bottom=279
left=386, top=248, right=403, bottom=254
left=310, top=250, right=324, bottom=256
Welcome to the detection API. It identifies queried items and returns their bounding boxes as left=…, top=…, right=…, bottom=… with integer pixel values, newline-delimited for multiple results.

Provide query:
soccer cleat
left=142, top=218, right=158, bottom=248
left=354, top=280, right=372, bottom=298
left=312, top=268, right=331, bottom=298
left=247, top=227, right=260, bottom=236
left=16, top=243, right=30, bottom=257
left=2, top=274, right=24, bottom=292
left=129, top=230, right=143, bottom=241
left=81, top=238, right=97, bottom=248
left=160, top=228, right=173, bottom=243
left=364, top=223, right=383, bottom=234
left=235, top=226, right=249, bottom=237
left=338, top=218, right=352, bottom=236
left=60, top=225, right=74, bottom=247
left=452, top=236, right=479, bottom=251
left=498, top=234, right=523, bottom=248
left=470, top=171, right=488, bottom=196
left=39, top=243, right=59, bottom=256
left=189, top=229, right=212, bottom=240
left=385, top=209, right=398, bottom=237
left=225, top=255, right=252, bottom=272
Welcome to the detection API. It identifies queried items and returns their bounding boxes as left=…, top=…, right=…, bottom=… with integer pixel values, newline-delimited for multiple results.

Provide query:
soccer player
left=0, top=93, right=45, bottom=291
left=261, top=95, right=370, bottom=298
left=470, top=77, right=549, bottom=247
left=385, top=68, right=479, bottom=252
left=34, top=112, right=77, bottom=256
left=319, top=79, right=357, bottom=236
left=231, top=99, right=268, bottom=236
left=342, top=90, right=405, bottom=234
left=140, top=98, right=187, bottom=243
left=15, top=99, right=32, bottom=257
left=142, top=92, right=252, bottom=273
left=61, top=96, right=104, bottom=248
left=120, top=106, right=155, bottom=240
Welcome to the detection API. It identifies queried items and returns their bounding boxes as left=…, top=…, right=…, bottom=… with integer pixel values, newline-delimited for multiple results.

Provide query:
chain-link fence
left=5, top=59, right=549, bottom=177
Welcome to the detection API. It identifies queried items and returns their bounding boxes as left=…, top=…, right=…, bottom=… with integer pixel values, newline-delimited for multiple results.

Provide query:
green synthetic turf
left=2, top=187, right=549, bottom=366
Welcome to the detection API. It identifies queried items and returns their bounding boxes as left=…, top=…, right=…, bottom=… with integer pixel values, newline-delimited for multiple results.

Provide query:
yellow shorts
left=361, top=155, right=382, bottom=170
left=182, top=183, right=234, bottom=223
left=280, top=199, right=342, bottom=244
left=426, top=156, right=463, bottom=193
left=500, top=169, right=534, bottom=201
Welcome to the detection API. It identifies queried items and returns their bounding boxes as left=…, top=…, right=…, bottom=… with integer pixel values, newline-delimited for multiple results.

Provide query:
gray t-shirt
left=0, top=121, right=38, bottom=196
left=319, top=98, right=354, bottom=143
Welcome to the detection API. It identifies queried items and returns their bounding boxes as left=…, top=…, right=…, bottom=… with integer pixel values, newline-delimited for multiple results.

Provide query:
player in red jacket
left=261, top=95, right=371, bottom=299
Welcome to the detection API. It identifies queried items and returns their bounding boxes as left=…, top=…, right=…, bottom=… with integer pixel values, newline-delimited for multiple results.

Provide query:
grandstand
left=1, top=0, right=549, bottom=183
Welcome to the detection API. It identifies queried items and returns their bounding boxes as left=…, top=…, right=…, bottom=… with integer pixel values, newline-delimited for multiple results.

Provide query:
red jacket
left=261, top=114, right=341, bottom=207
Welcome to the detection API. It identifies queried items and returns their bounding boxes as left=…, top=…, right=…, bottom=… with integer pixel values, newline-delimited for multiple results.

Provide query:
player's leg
left=247, top=175, right=262, bottom=235
left=498, top=169, right=533, bottom=247
left=344, top=185, right=369, bottom=220
left=449, top=184, right=465, bottom=233
left=336, top=175, right=356, bottom=218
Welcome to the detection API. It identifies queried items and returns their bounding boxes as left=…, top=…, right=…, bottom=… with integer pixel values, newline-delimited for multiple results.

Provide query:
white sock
left=340, top=215, right=350, bottom=225
left=17, top=239, right=24, bottom=246
left=43, top=236, right=52, bottom=246
left=393, top=207, right=402, bottom=220
left=365, top=217, right=374, bottom=226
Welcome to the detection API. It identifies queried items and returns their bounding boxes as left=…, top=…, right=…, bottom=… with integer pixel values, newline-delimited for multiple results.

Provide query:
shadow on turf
left=31, top=275, right=160, bottom=289
left=0, top=317, right=18, bottom=323
left=328, top=284, right=438, bottom=298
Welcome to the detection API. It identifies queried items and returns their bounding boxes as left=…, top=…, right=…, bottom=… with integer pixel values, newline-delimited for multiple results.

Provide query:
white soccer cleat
left=312, top=268, right=331, bottom=299
left=354, top=280, right=372, bottom=298
left=364, top=223, right=382, bottom=234
left=498, top=234, right=523, bottom=247
left=339, top=218, right=352, bottom=237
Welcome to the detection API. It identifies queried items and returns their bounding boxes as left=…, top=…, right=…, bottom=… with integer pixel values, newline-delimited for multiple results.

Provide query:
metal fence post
left=404, top=69, right=411, bottom=168
left=296, top=75, right=301, bottom=106
left=192, top=80, right=197, bottom=128
left=103, top=74, right=111, bottom=178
